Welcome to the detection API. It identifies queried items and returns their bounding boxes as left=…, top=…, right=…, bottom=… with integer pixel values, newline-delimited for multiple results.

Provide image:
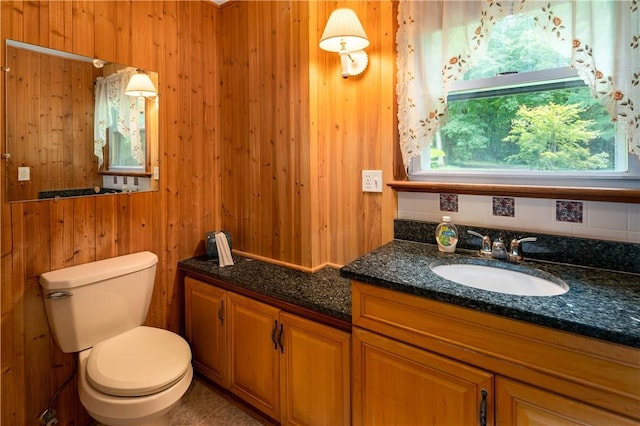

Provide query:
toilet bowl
left=39, top=252, right=193, bottom=426
left=78, top=326, right=193, bottom=426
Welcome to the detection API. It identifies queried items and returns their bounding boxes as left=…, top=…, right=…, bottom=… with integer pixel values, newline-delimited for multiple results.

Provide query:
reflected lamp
left=125, top=69, right=157, bottom=98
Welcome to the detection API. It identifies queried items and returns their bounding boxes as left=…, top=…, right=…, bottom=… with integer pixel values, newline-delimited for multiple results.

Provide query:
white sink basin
left=430, top=263, right=569, bottom=296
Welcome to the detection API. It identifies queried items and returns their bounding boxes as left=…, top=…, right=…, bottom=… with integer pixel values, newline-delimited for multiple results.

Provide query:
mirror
left=5, top=40, right=159, bottom=202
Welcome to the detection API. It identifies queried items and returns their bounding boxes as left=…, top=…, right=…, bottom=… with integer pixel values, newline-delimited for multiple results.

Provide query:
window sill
left=98, top=170, right=152, bottom=178
left=388, top=181, right=640, bottom=203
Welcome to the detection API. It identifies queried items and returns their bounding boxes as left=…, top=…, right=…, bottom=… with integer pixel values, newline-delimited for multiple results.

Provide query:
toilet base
left=78, top=348, right=193, bottom=426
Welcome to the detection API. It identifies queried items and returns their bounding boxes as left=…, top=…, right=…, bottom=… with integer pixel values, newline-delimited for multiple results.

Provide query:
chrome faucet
left=508, top=237, right=537, bottom=263
left=491, top=238, right=508, bottom=260
left=468, top=230, right=537, bottom=263
left=467, top=230, right=492, bottom=257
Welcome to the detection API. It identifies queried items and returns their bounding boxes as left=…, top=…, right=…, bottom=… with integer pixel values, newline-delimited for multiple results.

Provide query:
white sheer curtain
left=94, top=68, right=145, bottom=168
left=396, top=0, right=640, bottom=170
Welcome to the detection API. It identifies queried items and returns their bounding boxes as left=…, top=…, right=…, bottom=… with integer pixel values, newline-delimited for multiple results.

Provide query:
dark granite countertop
left=178, top=256, right=351, bottom=323
left=340, top=240, right=640, bottom=349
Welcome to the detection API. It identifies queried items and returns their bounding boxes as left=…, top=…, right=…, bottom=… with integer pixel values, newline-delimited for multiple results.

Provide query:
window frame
left=98, top=98, right=153, bottom=178
left=407, top=61, right=639, bottom=189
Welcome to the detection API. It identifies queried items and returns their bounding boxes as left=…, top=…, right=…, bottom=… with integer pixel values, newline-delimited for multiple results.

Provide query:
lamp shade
left=125, top=72, right=157, bottom=97
left=319, top=8, right=369, bottom=52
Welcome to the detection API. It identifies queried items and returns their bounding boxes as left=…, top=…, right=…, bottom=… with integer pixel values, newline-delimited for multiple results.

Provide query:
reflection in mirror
left=5, top=40, right=159, bottom=202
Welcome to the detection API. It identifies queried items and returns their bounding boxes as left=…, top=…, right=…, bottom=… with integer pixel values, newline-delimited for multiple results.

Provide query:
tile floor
left=169, top=377, right=275, bottom=426
left=94, top=376, right=275, bottom=426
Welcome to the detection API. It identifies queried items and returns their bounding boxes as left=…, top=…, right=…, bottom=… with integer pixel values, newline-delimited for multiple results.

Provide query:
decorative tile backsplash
left=556, top=200, right=584, bottom=223
left=439, top=193, right=459, bottom=212
left=492, top=196, right=515, bottom=217
left=397, top=192, right=639, bottom=243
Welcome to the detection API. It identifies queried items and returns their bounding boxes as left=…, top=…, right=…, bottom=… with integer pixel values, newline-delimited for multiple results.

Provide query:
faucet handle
left=467, top=230, right=492, bottom=257
left=508, top=237, right=537, bottom=263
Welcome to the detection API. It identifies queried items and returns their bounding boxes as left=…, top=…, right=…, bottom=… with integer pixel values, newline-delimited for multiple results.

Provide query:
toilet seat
left=87, top=326, right=191, bottom=397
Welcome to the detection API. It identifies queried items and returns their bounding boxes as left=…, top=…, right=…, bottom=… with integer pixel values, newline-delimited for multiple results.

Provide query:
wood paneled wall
left=219, top=1, right=395, bottom=269
left=2, top=0, right=395, bottom=424
left=6, top=46, right=101, bottom=201
left=1, top=1, right=221, bottom=424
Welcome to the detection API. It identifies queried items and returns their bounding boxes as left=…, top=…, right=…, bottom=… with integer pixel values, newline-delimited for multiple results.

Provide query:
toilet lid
left=87, top=326, right=192, bottom=397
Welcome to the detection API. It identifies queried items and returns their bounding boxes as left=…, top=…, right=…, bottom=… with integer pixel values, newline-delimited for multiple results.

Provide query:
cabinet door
left=184, top=277, right=228, bottom=387
left=496, top=377, right=639, bottom=425
left=228, top=292, right=281, bottom=420
left=353, top=327, right=494, bottom=426
left=279, top=312, right=351, bottom=426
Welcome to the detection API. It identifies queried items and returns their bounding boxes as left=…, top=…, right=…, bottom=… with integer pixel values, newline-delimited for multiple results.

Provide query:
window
left=94, top=68, right=155, bottom=176
left=104, top=100, right=148, bottom=173
left=397, top=1, right=640, bottom=189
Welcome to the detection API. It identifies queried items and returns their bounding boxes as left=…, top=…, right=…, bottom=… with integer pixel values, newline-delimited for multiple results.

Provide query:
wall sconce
left=319, top=8, right=369, bottom=78
left=125, top=69, right=157, bottom=98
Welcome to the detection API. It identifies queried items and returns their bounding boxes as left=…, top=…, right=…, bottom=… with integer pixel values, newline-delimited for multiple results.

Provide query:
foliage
left=503, top=103, right=608, bottom=170
left=434, top=12, right=616, bottom=172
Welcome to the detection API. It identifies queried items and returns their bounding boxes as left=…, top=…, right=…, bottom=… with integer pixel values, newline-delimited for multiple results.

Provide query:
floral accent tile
left=492, top=197, right=515, bottom=217
left=556, top=200, right=584, bottom=223
left=439, top=193, right=458, bottom=212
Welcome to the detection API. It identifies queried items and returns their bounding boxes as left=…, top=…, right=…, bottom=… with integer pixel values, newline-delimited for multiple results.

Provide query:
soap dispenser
left=435, top=216, right=458, bottom=253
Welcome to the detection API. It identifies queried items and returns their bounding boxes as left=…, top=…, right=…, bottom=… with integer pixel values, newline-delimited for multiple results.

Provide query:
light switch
left=17, top=166, right=30, bottom=181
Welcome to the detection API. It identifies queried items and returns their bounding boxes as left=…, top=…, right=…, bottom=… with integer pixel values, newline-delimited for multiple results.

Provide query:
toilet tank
left=39, top=251, right=158, bottom=353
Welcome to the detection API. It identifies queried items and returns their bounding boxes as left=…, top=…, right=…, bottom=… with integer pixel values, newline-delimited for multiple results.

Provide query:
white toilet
left=39, top=251, right=193, bottom=426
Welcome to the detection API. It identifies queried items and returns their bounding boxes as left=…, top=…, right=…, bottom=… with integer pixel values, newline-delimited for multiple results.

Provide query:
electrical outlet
left=362, top=170, right=383, bottom=193
left=153, top=166, right=159, bottom=180
left=17, top=166, right=30, bottom=181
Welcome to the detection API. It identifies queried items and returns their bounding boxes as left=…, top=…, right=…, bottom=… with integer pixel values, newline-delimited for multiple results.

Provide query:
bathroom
left=1, top=1, right=638, bottom=425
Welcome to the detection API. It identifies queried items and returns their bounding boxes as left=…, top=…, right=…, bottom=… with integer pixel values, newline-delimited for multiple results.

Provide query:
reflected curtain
left=396, top=0, right=640, bottom=170
left=94, top=68, right=145, bottom=168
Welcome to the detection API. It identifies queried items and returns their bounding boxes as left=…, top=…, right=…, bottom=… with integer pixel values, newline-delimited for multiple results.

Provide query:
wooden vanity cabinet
left=227, top=291, right=281, bottom=419
left=184, top=276, right=351, bottom=425
left=184, top=276, right=228, bottom=387
left=352, top=280, right=640, bottom=425
left=495, top=377, right=639, bottom=425
left=279, top=311, right=351, bottom=426
left=353, top=327, right=493, bottom=426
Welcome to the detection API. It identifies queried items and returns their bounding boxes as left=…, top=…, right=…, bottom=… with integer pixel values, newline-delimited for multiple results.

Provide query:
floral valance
left=396, top=0, right=640, bottom=170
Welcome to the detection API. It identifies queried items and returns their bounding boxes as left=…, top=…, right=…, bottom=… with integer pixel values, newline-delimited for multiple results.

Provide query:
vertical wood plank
left=0, top=204, right=26, bottom=426
left=72, top=197, right=96, bottom=264
left=95, top=195, right=117, bottom=260
left=47, top=1, right=73, bottom=52
left=114, top=1, right=132, bottom=65
left=22, top=201, right=52, bottom=420
left=2, top=1, right=24, bottom=42
left=161, top=0, right=181, bottom=333
left=49, top=198, right=74, bottom=269
left=71, top=0, right=94, bottom=57
left=22, top=1, right=39, bottom=44
left=47, top=198, right=79, bottom=426
left=93, top=0, right=115, bottom=62
left=131, top=1, right=153, bottom=70
left=37, top=0, right=50, bottom=46
left=202, top=1, right=220, bottom=234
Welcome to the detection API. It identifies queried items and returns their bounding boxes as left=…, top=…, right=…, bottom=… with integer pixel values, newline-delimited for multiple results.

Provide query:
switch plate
left=362, top=170, right=383, bottom=193
left=153, top=166, right=159, bottom=180
left=17, top=166, right=30, bottom=181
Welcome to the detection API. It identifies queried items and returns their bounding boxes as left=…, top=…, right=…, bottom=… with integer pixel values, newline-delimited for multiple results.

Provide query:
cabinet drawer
left=352, top=281, right=640, bottom=419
